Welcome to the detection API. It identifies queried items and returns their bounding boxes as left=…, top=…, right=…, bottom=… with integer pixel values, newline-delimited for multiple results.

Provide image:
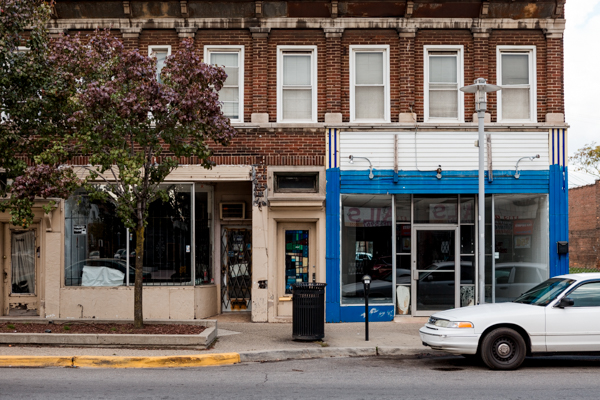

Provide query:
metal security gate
left=221, top=228, right=252, bottom=312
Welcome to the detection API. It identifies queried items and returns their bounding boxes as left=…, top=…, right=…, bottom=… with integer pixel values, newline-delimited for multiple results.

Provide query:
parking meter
left=363, top=275, right=371, bottom=341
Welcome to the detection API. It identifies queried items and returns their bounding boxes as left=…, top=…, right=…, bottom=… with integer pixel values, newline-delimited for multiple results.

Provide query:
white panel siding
left=340, top=131, right=549, bottom=171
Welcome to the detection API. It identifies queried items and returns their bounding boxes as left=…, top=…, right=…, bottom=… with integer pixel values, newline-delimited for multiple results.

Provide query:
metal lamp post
left=460, top=78, right=501, bottom=305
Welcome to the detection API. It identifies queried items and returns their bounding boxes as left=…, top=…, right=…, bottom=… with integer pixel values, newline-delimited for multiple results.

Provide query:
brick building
left=0, top=0, right=569, bottom=323
left=569, top=181, right=600, bottom=271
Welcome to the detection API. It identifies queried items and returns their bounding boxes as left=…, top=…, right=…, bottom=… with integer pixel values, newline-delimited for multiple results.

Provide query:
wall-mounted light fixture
left=436, top=165, right=442, bottom=179
left=514, top=154, right=540, bottom=179
left=349, top=155, right=374, bottom=179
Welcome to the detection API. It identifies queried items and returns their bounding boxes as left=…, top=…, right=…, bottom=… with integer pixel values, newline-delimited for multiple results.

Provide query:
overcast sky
left=565, top=1, right=600, bottom=156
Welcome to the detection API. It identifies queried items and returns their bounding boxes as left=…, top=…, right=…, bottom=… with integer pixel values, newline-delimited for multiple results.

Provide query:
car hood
left=429, top=302, right=545, bottom=334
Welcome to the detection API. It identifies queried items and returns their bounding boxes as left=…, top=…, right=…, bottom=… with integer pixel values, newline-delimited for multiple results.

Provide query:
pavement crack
left=263, top=373, right=268, bottom=384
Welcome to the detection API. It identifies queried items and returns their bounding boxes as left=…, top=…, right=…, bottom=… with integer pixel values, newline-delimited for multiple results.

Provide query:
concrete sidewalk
left=0, top=314, right=440, bottom=367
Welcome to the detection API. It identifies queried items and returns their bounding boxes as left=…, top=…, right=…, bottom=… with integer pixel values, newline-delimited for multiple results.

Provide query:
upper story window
left=277, top=46, right=317, bottom=123
left=148, top=45, right=171, bottom=83
left=350, top=45, right=390, bottom=123
left=205, top=45, right=244, bottom=123
left=424, top=46, right=464, bottom=123
left=497, top=46, right=536, bottom=122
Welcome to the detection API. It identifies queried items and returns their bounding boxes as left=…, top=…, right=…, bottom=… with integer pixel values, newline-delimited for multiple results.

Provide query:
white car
left=420, top=273, right=600, bottom=370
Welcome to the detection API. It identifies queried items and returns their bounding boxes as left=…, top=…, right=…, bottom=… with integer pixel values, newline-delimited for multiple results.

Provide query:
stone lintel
left=325, top=113, right=343, bottom=124
left=324, top=27, right=344, bottom=38
left=398, top=28, right=417, bottom=38
left=176, top=27, right=198, bottom=38
left=251, top=113, right=269, bottom=124
left=250, top=26, right=271, bottom=39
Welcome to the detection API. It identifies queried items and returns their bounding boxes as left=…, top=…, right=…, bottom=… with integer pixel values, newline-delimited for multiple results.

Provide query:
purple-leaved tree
left=48, top=30, right=236, bottom=328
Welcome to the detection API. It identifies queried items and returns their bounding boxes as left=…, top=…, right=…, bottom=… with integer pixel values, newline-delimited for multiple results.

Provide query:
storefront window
left=65, top=184, right=199, bottom=287
left=492, top=194, right=549, bottom=302
left=414, top=195, right=458, bottom=224
left=341, top=195, right=393, bottom=304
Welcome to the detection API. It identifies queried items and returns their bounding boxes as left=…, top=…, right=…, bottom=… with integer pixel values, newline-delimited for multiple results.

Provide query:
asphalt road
left=2, top=355, right=600, bottom=399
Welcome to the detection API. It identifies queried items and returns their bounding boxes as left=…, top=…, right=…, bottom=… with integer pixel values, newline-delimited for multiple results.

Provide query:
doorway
left=220, top=228, right=252, bottom=312
left=4, top=229, right=39, bottom=316
left=411, top=227, right=460, bottom=316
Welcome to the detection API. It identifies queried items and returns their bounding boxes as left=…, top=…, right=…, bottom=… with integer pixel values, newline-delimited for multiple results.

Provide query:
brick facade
left=569, top=182, right=600, bottom=270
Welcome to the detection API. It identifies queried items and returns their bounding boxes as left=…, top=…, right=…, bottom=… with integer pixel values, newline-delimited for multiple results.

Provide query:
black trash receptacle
left=292, top=282, right=327, bottom=341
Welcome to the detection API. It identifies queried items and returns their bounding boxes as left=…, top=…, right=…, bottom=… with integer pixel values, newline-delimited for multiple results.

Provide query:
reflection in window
left=414, top=195, right=458, bottom=224
left=341, top=195, right=393, bottom=304
left=64, top=185, right=197, bottom=287
left=568, top=282, right=600, bottom=307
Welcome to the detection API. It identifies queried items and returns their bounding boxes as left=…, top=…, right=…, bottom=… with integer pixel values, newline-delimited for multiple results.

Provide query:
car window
left=514, top=267, right=542, bottom=284
left=496, top=268, right=512, bottom=284
left=513, top=278, right=575, bottom=306
left=567, top=282, right=600, bottom=307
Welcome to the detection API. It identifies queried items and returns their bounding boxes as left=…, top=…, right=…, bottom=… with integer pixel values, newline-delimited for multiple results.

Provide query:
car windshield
left=513, top=278, right=575, bottom=306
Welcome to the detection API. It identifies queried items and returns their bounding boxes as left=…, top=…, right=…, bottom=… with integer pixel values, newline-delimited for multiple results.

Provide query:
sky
left=564, top=0, right=600, bottom=186
left=565, top=1, right=600, bottom=155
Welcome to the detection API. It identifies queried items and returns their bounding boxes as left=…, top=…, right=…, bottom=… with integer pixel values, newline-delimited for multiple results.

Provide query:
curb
left=0, top=347, right=444, bottom=368
left=0, top=353, right=240, bottom=369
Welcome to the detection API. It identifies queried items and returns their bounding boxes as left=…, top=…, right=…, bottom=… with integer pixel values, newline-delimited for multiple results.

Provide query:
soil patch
left=0, top=322, right=206, bottom=335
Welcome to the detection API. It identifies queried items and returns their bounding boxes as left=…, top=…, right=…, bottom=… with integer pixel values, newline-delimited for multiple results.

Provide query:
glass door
left=411, top=227, right=459, bottom=316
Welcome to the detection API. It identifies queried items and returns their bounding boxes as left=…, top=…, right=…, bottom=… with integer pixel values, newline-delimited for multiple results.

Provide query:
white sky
left=565, top=0, right=600, bottom=156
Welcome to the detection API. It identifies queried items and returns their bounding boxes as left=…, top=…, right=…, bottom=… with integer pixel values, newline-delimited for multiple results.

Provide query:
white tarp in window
left=81, top=266, right=124, bottom=287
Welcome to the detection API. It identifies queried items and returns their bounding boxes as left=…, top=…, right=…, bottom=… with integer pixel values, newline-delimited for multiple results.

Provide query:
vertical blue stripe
left=561, top=129, right=567, bottom=167
left=326, top=168, right=341, bottom=322
left=334, top=129, right=338, bottom=168
left=328, top=129, right=331, bottom=169
left=552, top=129, right=555, bottom=166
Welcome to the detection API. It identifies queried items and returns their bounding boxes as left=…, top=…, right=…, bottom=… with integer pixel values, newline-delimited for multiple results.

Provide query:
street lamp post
left=460, top=78, right=501, bottom=305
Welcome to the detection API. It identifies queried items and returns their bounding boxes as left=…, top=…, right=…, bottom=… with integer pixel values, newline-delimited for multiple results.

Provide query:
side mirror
left=557, top=297, right=574, bottom=309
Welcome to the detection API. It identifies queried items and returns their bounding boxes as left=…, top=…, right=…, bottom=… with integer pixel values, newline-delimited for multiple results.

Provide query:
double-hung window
left=148, top=45, right=171, bottom=83
left=497, top=46, right=536, bottom=122
left=350, top=45, right=390, bottom=123
left=424, top=45, right=464, bottom=122
left=205, top=46, right=244, bottom=123
left=277, top=46, right=317, bottom=123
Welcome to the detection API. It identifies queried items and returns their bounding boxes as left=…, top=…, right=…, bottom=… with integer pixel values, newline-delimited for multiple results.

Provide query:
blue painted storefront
left=325, top=129, right=569, bottom=323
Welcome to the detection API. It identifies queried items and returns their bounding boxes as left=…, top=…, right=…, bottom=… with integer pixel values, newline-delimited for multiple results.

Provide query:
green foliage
left=570, top=142, right=600, bottom=178
left=7, top=324, right=15, bottom=330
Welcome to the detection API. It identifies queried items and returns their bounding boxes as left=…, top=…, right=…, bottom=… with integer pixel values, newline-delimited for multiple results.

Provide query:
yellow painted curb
left=0, top=356, right=73, bottom=368
left=73, top=353, right=241, bottom=368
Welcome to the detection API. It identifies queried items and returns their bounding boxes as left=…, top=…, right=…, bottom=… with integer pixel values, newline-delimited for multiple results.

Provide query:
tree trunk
left=133, top=225, right=145, bottom=329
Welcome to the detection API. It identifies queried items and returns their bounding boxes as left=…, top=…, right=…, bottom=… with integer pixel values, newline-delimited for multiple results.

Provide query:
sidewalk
left=0, top=314, right=441, bottom=368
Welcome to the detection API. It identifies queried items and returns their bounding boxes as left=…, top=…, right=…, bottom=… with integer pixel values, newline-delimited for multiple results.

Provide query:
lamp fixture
left=349, top=155, right=374, bottom=179
left=514, top=154, right=540, bottom=179
left=436, top=165, right=442, bottom=179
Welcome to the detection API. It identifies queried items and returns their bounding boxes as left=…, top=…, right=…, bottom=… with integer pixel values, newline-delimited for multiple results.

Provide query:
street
left=2, top=355, right=600, bottom=399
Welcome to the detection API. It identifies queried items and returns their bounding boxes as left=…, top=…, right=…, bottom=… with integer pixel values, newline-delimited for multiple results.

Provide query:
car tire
left=480, top=327, right=526, bottom=370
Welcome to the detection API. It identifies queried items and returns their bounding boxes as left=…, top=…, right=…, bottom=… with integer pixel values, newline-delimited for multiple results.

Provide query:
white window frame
left=349, top=45, right=390, bottom=123
left=204, top=45, right=245, bottom=123
left=496, top=45, right=537, bottom=123
left=148, top=45, right=172, bottom=81
left=277, top=45, right=318, bottom=123
left=423, top=45, right=464, bottom=123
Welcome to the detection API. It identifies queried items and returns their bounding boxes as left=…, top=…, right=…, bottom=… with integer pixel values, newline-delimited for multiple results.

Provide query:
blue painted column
left=549, top=129, right=569, bottom=276
left=325, top=167, right=341, bottom=322
left=326, top=129, right=341, bottom=322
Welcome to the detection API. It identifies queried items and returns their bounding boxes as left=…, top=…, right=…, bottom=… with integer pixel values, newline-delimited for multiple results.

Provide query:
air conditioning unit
left=220, top=202, right=245, bottom=220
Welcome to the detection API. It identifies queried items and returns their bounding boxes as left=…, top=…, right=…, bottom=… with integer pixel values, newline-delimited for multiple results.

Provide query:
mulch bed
left=0, top=322, right=206, bottom=335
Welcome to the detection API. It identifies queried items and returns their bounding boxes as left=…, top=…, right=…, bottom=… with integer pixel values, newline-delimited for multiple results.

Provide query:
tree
left=571, top=142, right=600, bottom=178
left=0, top=0, right=81, bottom=226
left=49, top=30, right=235, bottom=328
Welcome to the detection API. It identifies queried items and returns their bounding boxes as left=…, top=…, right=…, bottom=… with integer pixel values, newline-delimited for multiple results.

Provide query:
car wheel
left=480, top=327, right=526, bottom=370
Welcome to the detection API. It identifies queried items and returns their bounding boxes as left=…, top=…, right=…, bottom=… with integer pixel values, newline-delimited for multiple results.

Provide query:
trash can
left=292, top=282, right=327, bottom=341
